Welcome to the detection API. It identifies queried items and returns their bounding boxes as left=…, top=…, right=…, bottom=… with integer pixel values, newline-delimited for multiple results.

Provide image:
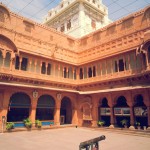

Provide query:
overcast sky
left=0, top=0, right=149, bottom=23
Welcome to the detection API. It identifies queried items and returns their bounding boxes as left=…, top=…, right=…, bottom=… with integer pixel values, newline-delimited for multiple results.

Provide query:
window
left=119, top=59, right=124, bottom=71
left=91, top=19, right=96, bottom=29
left=67, top=20, right=71, bottom=30
left=115, top=61, right=118, bottom=72
left=47, top=63, right=51, bottom=75
left=15, top=56, right=19, bottom=70
left=21, top=57, right=28, bottom=71
left=41, top=62, right=46, bottom=74
left=80, top=68, right=83, bottom=79
left=88, top=67, right=92, bottom=78
left=61, top=24, right=65, bottom=32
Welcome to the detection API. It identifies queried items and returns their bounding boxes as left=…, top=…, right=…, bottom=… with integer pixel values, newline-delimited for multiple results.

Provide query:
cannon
left=79, top=135, right=106, bottom=150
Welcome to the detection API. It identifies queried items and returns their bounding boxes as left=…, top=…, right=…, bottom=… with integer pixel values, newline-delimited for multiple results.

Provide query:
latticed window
left=0, top=11, right=5, bottom=22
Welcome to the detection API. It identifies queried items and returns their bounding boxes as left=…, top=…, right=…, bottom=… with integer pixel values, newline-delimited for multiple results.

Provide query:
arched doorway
left=114, top=96, right=130, bottom=127
left=134, top=94, right=148, bottom=128
left=36, top=95, right=55, bottom=125
left=99, top=98, right=110, bottom=126
left=7, top=92, right=31, bottom=122
left=60, top=97, right=72, bottom=124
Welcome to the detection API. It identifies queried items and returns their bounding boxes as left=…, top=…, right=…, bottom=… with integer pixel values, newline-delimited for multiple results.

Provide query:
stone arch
left=60, top=96, right=72, bottom=124
left=100, top=97, right=109, bottom=107
left=114, top=95, right=128, bottom=107
left=7, top=92, right=31, bottom=122
left=133, top=94, right=148, bottom=127
left=0, top=34, right=18, bottom=53
left=36, top=94, right=55, bottom=121
left=134, top=94, right=146, bottom=107
left=114, top=95, right=130, bottom=127
left=99, top=97, right=110, bottom=126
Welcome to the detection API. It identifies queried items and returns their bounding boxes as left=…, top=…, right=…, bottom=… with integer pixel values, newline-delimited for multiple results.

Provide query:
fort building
left=0, top=2, right=150, bottom=130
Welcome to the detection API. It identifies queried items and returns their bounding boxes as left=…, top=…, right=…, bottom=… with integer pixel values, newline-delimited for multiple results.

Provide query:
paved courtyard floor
left=0, top=127, right=150, bottom=150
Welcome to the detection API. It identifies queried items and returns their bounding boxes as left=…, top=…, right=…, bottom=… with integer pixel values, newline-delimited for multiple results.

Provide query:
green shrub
left=35, top=120, right=42, bottom=128
left=23, top=118, right=32, bottom=129
left=120, top=119, right=128, bottom=126
left=97, top=120, right=105, bottom=126
left=135, top=121, right=140, bottom=126
left=6, top=122, right=14, bottom=131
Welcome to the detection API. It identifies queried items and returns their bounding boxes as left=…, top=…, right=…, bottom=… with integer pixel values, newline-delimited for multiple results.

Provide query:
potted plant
left=35, top=120, right=42, bottom=129
left=120, top=119, right=128, bottom=128
left=135, top=121, right=141, bottom=130
left=6, top=122, right=14, bottom=131
left=97, top=120, right=105, bottom=127
left=23, top=118, right=32, bottom=129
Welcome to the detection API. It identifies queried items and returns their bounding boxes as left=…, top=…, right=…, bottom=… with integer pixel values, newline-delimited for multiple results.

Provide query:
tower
left=44, top=0, right=111, bottom=38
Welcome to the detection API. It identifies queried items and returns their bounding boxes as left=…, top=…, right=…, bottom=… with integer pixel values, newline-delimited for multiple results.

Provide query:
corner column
left=91, top=96, right=99, bottom=127
left=54, top=96, right=61, bottom=126
left=29, top=96, right=38, bottom=126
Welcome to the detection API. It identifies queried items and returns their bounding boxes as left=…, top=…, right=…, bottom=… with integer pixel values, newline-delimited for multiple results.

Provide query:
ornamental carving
left=0, top=5, right=10, bottom=23
left=80, top=96, right=92, bottom=120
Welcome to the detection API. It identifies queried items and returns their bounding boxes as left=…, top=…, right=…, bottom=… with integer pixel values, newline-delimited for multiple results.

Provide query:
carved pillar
left=123, top=56, right=126, bottom=72
left=76, top=68, right=80, bottom=80
left=40, top=61, right=42, bottom=74
left=0, top=91, right=10, bottom=131
left=127, top=93, right=135, bottom=130
left=128, top=54, right=131, bottom=70
left=95, top=64, right=97, bottom=77
left=29, top=97, right=37, bottom=126
left=147, top=107, right=150, bottom=129
left=105, top=61, right=107, bottom=76
left=54, top=107, right=60, bottom=125
left=10, top=52, right=15, bottom=71
left=143, top=90, right=150, bottom=130
left=72, top=105, right=78, bottom=125
left=100, top=63, right=102, bottom=76
left=72, top=68, right=74, bottom=80
left=19, top=57, right=22, bottom=70
left=2, top=50, right=6, bottom=68
left=117, top=60, right=119, bottom=73
left=144, top=51, right=149, bottom=69
left=34, top=60, right=37, bottom=73
left=66, top=67, right=68, bottom=78
left=54, top=97, right=61, bottom=125
left=108, top=94, right=115, bottom=128
left=111, top=60, right=113, bottom=75
left=53, top=63, right=55, bottom=76
left=91, top=96, right=99, bottom=127
left=45, top=62, right=48, bottom=75
left=29, top=59, right=32, bottom=72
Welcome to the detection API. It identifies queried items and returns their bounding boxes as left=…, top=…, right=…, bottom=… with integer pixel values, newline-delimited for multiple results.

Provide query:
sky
left=0, top=0, right=149, bottom=23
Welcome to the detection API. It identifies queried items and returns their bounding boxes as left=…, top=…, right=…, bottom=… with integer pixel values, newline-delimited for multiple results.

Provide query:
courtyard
left=0, top=127, right=150, bottom=150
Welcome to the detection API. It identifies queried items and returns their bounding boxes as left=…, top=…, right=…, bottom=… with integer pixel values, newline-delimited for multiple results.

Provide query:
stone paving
left=0, top=127, right=150, bottom=150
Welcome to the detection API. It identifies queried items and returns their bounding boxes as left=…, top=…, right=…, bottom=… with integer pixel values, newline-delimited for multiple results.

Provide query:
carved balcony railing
left=0, top=66, right=149, bottom=87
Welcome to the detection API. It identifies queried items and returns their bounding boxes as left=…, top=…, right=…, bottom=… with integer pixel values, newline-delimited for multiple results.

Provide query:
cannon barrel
left=79, top=135, right=105, bottom=148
